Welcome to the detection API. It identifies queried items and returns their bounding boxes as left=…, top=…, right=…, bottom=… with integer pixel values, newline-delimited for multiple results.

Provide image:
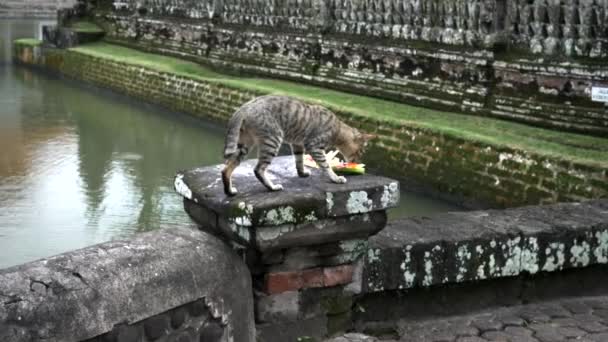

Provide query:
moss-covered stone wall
left=14, top=42, right=607, bottom=208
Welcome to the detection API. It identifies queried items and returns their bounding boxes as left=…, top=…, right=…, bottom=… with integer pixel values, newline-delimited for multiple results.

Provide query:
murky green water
left=0, top=20, right=460, bottom=268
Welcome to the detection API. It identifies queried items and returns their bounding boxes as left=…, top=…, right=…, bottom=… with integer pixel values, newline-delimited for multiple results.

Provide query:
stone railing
left=0, top=229, right=255, bottom=342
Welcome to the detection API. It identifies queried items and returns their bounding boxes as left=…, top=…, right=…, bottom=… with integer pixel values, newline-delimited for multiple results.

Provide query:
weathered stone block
left=256, top=291, right=301, bottom=323
left=176, top=156, right=398, bottom=249
left=0, top=229, right=255, bottom=342
left=361, top=200, right=608, bottom=294
left=263, top=240, right=368, bottom=271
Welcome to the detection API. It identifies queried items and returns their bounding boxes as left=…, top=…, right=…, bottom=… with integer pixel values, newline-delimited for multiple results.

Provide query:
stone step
left=328, top=295, right=608, bottom=342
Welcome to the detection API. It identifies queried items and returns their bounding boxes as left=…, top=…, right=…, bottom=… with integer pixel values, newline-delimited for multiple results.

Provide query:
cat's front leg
left=309, top=149, right=347, bottom=184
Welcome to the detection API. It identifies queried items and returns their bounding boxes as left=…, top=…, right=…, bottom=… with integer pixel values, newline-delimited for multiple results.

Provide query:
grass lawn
left=14, top=38, right=42, bottom=46
left=70, top=42, right=608, bottom=168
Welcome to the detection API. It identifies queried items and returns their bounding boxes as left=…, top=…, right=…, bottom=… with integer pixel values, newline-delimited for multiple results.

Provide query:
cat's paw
left=298, top=169, right=311, bottom=178
left=226, top=187, right=238, bottom=196
left=270, top=184, right=284, bottom=191
left=333, top=176, right=347, bottom=184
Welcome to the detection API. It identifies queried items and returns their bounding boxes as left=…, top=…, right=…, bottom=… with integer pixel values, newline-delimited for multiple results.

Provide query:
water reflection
left=1, top=53, right=225, bottom=267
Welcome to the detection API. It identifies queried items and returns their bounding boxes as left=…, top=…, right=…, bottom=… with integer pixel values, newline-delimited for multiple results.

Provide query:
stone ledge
left=0, top=228, right=255, bottom=342
left=361, top=199, right=608, bottom=293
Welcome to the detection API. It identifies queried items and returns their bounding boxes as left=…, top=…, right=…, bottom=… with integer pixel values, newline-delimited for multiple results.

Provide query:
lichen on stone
left=347, top=191, right=373, bottom=214
left=570, top=239, right=591, bottom=267
left=594, top=230, right=608, bottom=264
left=542, top=242, right=565, bottom=272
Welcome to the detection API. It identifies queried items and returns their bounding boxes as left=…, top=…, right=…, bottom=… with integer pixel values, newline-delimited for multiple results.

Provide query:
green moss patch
left=70, top=42, right=608, bottom=168
left=14, top=38, right=42, bottom=46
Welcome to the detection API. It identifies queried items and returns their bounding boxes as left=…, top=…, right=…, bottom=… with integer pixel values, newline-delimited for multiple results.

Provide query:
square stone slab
left=175, top=156, right=400, bottom=227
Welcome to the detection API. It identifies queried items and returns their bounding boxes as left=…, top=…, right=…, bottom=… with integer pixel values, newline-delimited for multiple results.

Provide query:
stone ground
left=327, top=296, right=608, bottom=342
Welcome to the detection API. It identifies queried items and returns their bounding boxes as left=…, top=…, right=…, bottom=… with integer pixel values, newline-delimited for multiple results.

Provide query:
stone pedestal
left=175, top=156, right=400, bottom=340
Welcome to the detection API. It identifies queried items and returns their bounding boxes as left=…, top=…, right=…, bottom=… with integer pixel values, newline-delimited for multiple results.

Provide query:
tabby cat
left=222, top=95, right=375, bottom=196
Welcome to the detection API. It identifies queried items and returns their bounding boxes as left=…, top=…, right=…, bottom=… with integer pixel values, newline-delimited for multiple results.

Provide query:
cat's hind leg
left=222, top=145, right=249, bottom=196
left=309, top=148, right=346, bottom=184
left=292, top=144, right=311, bottom=177
left=255, top=136, right=283, bottom=191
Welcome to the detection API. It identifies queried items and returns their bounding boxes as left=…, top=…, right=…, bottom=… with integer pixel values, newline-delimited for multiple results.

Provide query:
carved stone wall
left=85, top=0, right=608, bottom=135
left=0, top=0, right=76, bottom=18
left=99, top=0, right=608, bottom=55
left=507, top=0, right=608, bottom=57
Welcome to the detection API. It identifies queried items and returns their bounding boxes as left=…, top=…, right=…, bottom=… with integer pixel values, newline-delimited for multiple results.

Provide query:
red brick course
left=264, top=264, right=354, bottom=294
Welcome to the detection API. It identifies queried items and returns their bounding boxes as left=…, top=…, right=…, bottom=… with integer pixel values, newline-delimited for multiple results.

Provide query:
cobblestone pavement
left=327, top=296, right=608, bottom=342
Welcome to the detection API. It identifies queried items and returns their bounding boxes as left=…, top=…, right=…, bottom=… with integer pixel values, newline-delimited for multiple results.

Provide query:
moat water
left=0, top=19, right=461, bottom=268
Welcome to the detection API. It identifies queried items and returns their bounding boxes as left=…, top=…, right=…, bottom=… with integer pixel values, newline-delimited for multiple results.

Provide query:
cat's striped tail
left=223, top=109, right=246, bottom=159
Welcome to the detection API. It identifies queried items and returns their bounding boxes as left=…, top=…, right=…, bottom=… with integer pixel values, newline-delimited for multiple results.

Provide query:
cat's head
left=336, top=127, right=377, bottom=162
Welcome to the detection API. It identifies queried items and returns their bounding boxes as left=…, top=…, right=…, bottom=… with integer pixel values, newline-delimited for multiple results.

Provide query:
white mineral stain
left=234, top=202, right=253, bottom=226
left=237, top=227, right=250, bottom=242
left=571, top=240, right=591, bottom=267
left=174, top=174, right=192, bottom=200
left=347, top=191, right=373, bottom=214
left=422, top=246, right=442, bottom=286
left=326, top=192, right=334, bottom=213
left=380, top=182, right=400, bottom=208
left=423, top=251, right=433, bottom=286
left=521, top=237, right=539, bottom=274
left=475, top=245, right=486, bottom=279
left=501, top=237, right=522, bottom=277
left=401, top=245, right=415, bottom=287
left=263, top=206, right=296, bottom=225
left=595, top=230, right=608, bottom=264
left=488, top=254, right=498, bottom=276
left=304, top=211, right=318, bottom=222
left=456, top=245, right=471, bottom=282
left=368, top=248, right=381, bottom=263
left=542, top=242, right=565, bottom=272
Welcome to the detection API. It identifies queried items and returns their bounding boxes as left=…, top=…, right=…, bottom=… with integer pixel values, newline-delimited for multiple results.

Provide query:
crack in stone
left=71, top=271, right=89, bottom=287
left=3, top=297, right=24, bottom=306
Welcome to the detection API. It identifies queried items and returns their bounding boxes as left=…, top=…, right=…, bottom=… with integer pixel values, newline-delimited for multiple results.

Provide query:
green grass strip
left=70, top=42, right=608, bottom=167
left=14, top=38, right=42, bottom=46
